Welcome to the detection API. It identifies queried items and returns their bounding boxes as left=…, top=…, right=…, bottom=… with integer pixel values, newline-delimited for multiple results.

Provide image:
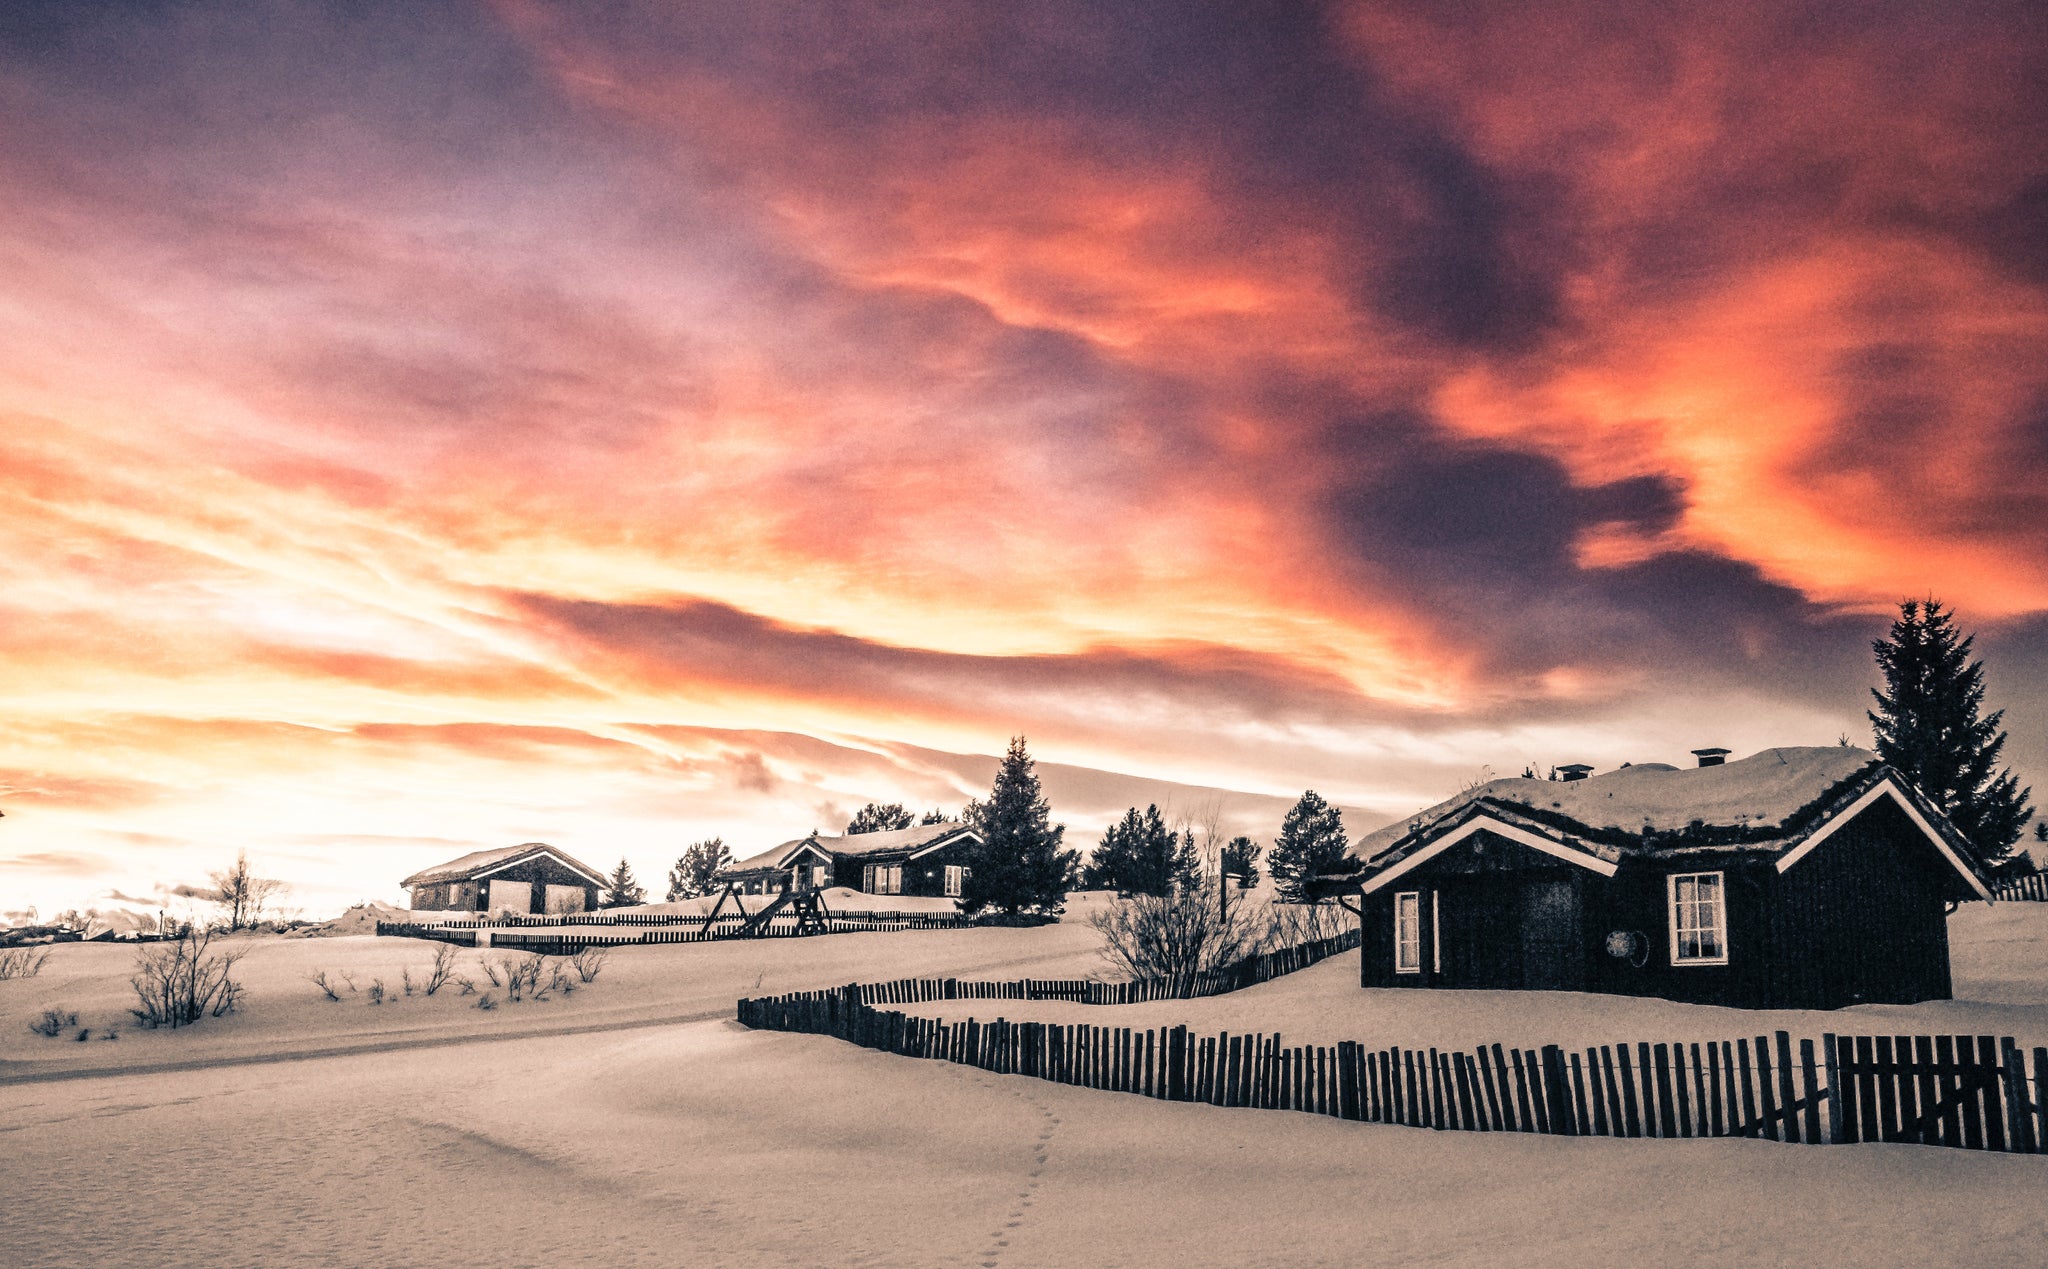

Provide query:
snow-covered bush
left=0, top=947, right=51, bottom=980
left=129, top=926, right=244, bottom=1029
left=29, top=1008, right=77, bottom=1038
left=570, top=946, right=608, bottom=983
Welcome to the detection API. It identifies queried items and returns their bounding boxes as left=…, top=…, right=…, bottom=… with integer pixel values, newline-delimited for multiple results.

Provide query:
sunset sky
left=3, top=1, right=2044, bottom=920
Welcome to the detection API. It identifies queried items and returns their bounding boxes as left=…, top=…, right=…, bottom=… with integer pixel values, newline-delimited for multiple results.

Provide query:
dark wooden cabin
left=722, top=823, right=982, bottom=898
left=1326, top=748, right=1992, bottom=1010
left=402, top=843, right=606, bottom=915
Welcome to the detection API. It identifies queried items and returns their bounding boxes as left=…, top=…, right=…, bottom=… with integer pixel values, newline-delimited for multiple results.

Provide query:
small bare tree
left=1088, top=886, right=1272, bottom=996
left=422, top=942, right=459, bottom=996
left=209, top=851, right=286, bottom=931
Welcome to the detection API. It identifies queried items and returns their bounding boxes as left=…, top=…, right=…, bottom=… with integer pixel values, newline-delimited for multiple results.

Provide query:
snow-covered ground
left=2, top=904, right=2044, bottom=1267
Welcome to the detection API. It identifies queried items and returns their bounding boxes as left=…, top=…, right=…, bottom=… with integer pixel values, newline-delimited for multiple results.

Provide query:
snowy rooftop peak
left=1353, top=746, right=1880, bottom=862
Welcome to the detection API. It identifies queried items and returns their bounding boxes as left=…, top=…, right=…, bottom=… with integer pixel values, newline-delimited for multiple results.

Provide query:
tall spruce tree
left=1270, top=790, right=1349, bottom=902
left=960, top=736, right=1077, bottom=917
left=600, top=857, right=646, bottom=908
left=1869, top=598, right=2032, bottom=865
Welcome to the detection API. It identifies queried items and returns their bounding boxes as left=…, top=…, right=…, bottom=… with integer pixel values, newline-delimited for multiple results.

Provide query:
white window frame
left=1394, top=891, right=1422, bottom=974
left=943, top=864, right=964, bottom=897
left=1668, top=871, right=1729, bottom=966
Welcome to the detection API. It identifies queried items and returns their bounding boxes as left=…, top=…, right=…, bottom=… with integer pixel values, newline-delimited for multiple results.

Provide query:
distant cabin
left=402, top=843, right=606, bottom=915
left=723, top=823, right=982, bottom=898
left=1327, top=747, right=1992, bottom=1010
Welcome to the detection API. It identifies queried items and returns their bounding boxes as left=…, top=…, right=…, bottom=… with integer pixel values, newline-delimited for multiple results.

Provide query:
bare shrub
left=474, top=992, right=497, bottom=1011
left=75, top=1027, right=91, bottom=1042
left=570, top=946, right=608, bottom=984
left=307, top=969, right=341, bottom=1002
left=422, top=942, right=459, bottom=996
left=129, top=926, right=245, bottom=1029
left=479, top=956, right=505, bottom=989
left=338, top=970, right=358, bottom=994
left=1265, top=897, right=1356, bottom=946
left=29, top=1008, right=77, bottom=1038
left=500, top=953, right=547, bottom=1002
left=453, top=974, right=477, bottom=997
left=0, top=947, right=51, bottom=980
left=1088, top=883, right=1271, bottom=996
left=366, top=979, right=385, bottom=1006
left=548, top=963, right=574, bottom=995
left=400, top=967, right=416, bottom=997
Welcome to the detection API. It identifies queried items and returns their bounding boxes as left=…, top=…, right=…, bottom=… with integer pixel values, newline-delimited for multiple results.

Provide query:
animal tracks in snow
left=978, top=1082, right=1064, bottom=1269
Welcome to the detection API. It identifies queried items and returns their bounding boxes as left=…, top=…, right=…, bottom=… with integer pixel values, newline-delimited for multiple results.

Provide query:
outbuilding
left=723, top=823, right=982, bottom=897
left=1325, top=747, right=1992, bottom=1010
left=401, top=843, right=606, bottom=915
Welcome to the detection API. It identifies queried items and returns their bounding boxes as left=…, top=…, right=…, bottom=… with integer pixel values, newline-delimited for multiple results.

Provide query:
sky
left=2, top=1, right=2045, bottom=921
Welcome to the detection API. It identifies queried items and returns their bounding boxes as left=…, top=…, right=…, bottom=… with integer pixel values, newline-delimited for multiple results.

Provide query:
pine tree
left=1220, top=835, right=1262, bottom=889
left=1270, top=790, right=1349, bottom=902
left=1084, top=808, right=1140, bottom=891
left=846, top=802, right=914, bottom=834
left=600, top=857, right=646, bottom=908
left=1869, top=599, right=2033, bottom=865
left=1085, top=805, right=1198, bottom=895
left=919, top=807, right=950, bottom=825
left=960, top=736, right=1077, bottom=918
left=667, top=838, right=731, bottom=900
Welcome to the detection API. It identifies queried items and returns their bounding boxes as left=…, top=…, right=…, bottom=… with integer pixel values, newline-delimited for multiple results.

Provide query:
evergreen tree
left=1085, top=805, right=1198, bottom=895
left=1270, top=790, right=1349, bottom=902
left=919, top=807, right=950, bottom=825
left=1869, top=598, right=2033, bottom=865
left=667, top=838, right=731, bottom=900
left=1220, top=835, right=1262, bottom=889
left=960, top=736, right=1077, bottom=917
left=600, top=857, right=646, bottom=908
left=846, top=802, right=914, bottom=834
left=1083, top=808, right=1140, bottom=891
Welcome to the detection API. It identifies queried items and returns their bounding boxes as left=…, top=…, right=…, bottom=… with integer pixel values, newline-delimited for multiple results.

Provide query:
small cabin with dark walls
left=722, top=823, right=982, bottom=897
left=402, top=843, right=606, bottom=915
left=1321, top=748, right=1992, bottom=1010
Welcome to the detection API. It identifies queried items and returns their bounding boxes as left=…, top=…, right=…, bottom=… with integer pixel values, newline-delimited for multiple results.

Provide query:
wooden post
left=1512, top=1048, right=1537, bottom=1133
left=1979, top=1036, right=2007, bottom=1153
left=1615, top=1045, right=1642, bottom=1138
left=1668, top=1043, right=1691, bottom=1138
left=1772, top=1033, right=1797, bottom=1143
left=1823, top=1034, right=1847, bottom=1143
left=2000, top=1039, right=2034, bottom=1154
left=1586, top=1048, right=1610, bottom=1137
left=1543, top=1046, right=1574, bottom=1136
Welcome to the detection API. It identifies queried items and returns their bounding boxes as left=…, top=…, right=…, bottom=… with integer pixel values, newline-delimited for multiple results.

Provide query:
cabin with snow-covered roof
left=722, top=823, right=982, bottom=898
left=401, top=843, right=606, bottom=915
left=1321, top=747, right=1993, bottom=1010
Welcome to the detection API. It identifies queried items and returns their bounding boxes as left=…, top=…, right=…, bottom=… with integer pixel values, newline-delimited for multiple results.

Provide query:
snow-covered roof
left=400, top=842, right=606, bottom=888
left=1353, top=747, right=1878, bottom=862
left=724, top=823, right=979, bottom=874
left=1342, top=747, right=1990, bottom=900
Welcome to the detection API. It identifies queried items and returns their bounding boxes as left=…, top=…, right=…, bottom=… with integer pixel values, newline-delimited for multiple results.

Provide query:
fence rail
left=737, top=923, right=2043, bottom=1157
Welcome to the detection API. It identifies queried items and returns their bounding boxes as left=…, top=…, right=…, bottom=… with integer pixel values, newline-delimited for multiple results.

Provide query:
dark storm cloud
left=1316, top=404, right=1879, bottom=698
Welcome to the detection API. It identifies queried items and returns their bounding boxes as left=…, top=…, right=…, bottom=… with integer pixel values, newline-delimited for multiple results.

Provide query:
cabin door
left=1517, top=876, right=1582, bottom=991
left=1438, top=877, right=1520, bottom=988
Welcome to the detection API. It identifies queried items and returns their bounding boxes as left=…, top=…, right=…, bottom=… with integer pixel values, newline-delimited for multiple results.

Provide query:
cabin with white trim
left=401, top=843, right=606, bottom=916
left=1324, top=747, right=1991, bottom=1010
left=722, top=823, right=981, bottom=898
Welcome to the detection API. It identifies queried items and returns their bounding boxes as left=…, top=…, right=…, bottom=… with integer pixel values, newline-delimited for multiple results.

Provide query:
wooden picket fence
left=849, top=928, right=1362, bottom=1008
left=376, top=908, right=966, bottom=950
left=1994, top=870, right=2048, bottom=902
left=737, top=988, right=2048, bottom=1154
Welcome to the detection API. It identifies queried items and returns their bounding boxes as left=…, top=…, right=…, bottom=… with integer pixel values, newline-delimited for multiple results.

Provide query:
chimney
left=1691, top=747, right=1731, bottom=768
left=1558, top=763, right=1595, bottom=782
